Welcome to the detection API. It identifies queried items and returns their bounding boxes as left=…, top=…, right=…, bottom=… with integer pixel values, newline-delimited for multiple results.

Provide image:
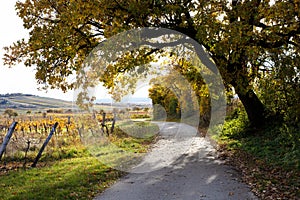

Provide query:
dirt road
left=94, top=122, right=257, bottom=200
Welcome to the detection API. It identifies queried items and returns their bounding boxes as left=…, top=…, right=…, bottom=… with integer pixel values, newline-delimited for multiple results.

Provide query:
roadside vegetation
left=214, top=104, right=300, bottom=199
left=0, top=112, right=158, bottom=199
left=0, top=156, right=123, bottom=200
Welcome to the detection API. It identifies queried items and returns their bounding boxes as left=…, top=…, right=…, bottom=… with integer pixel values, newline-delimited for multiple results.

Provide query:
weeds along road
left=94, top=122, right=258, bottom=200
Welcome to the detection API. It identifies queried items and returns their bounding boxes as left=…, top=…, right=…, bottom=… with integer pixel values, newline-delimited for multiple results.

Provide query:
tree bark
left=235, top=87, right=266, bottom=128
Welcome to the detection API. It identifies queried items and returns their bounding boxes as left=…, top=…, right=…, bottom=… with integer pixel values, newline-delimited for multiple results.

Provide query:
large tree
left=4, top=0, right=300, bottom=128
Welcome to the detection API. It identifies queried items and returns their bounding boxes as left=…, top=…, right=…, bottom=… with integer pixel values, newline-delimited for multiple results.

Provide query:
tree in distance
left=3, top=109, right=18, bottom=118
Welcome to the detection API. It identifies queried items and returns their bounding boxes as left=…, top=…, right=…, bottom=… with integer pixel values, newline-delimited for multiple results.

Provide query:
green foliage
left=149, top=84, right=181, bottom=120
left=218, top=108, right=300, bottom=171
left=257, top=49, right=300, bottom=126
left=172, top=58, right=211, bottom=126
left=222, top=110, right=249, bottom=137
left=148, top=58, right=211, bottom=126
left=215, top=106, right=300, bottom=198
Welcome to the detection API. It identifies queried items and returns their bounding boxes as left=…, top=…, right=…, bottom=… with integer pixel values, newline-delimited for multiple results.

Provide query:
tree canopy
left=3, top=0, right=300, bottom=128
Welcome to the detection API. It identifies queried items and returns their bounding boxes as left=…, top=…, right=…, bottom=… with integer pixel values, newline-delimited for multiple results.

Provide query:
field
left=0, top=94, right=73, bottom=113
left=0, top=105, right=158, bottom=199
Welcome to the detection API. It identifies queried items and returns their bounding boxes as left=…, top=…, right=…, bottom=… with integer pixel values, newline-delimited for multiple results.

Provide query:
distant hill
left=0, top=93, right=73, bottom=112
left=0, top=93, right=152, bottom=113
left=96, top=97, right=152, bottom=105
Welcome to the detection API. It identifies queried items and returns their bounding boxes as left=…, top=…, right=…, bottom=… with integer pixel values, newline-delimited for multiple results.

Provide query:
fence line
left=0, top=122, right=18, bottom=160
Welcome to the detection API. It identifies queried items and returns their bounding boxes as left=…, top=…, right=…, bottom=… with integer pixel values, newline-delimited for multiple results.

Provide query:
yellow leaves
left=4, top=0, right=299, bottom=123
left=4, top=114, right=79, bottom=136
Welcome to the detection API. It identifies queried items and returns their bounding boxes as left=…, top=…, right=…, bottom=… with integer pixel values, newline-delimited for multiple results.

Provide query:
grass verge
left=213, top=109, right=300, bottom=199
left=0, top=122, right=159, bottom=199
left=0, top=156, right=124, bottom=200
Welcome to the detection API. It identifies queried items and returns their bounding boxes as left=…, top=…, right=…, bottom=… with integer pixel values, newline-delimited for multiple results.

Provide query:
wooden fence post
left=0, top=122, right=18, bottom=160
left=31, top=122, right=58, bottom=168
left=101, top=112, right=106, bottom=126
left=110, top=112, right=116, bottom=134
left=67, top=116, right=71, bottom=124
left=102, top=112, right=110, bottom=136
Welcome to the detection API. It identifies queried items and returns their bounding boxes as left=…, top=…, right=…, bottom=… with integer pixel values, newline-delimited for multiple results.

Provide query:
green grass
left=117, top=121, right=159, bottom=138
left=0, top=156, right=124, bottom=200
left=0, top=122, right=159, bottom=199
left=239, top=125, right=300, bottom=170
left=213, top=108, right=300, bottom=199
left=86, top=122, right=159, bottom=171
left=215, top=114, right=300, bottom=171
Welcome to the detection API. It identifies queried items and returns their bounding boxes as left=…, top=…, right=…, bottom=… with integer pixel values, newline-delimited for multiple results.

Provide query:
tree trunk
left=219, top=60, right=267, bottom=128
left=235, top=88, right=266, bottom=128
left=179, top=26, right=267, bottom=128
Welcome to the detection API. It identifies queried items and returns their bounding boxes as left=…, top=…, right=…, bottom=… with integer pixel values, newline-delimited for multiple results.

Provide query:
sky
left=0, top=1, right=75, bottom=101
left=0, top=1, right=151, bottom=102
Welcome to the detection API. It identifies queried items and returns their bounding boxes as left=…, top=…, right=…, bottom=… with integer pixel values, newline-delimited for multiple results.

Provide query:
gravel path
left=94, top=122, right=258, bottom=200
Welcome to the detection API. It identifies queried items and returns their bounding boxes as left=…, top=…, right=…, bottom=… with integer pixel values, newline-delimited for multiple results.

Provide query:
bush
left=218, top=106, right=300, bottom=171
left=221, top=107, right=250, bottom=139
